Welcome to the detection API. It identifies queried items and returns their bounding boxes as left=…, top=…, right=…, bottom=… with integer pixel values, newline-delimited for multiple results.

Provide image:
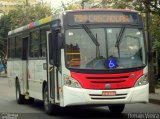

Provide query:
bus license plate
left=102, top=91, right=116, bottom=96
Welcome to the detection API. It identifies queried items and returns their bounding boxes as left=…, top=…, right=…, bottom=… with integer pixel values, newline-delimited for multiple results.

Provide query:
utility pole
left=146, top=6, right=155, bottom=93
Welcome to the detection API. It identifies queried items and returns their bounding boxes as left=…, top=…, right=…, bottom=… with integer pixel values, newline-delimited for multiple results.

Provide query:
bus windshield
left=65, top=27, right=146, bottom=70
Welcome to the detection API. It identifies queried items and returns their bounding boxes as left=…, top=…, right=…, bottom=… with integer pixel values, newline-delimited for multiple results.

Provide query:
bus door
left=47, top=31, right=59, bottom=103
left=22, top=37, right=29, bottom=93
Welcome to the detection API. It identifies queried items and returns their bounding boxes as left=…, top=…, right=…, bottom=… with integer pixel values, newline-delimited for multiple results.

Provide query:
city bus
left=7, top=9, right=149, bottom=114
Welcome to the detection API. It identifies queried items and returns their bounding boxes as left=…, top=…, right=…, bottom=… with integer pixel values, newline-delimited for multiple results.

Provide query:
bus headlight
left=134, top=74, right=148, bottom=87
left=64, top=75, right=82, bottom=88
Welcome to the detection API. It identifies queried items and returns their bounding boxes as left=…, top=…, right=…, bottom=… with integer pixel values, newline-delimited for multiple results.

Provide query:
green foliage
left=133, top=0, right=160, bottom=15
left=0, top=3, right=52, bottom=72
left=0, top=15, right=10, bottom=53
left=0, top=15, right=11, bottom=72
left=8, top=3, right=52, bottom=29
left=151, top=15, right=160, bottom=52
left=108, top=0, right=134, bottom=9
left=64, top=4, right=81, bottom=10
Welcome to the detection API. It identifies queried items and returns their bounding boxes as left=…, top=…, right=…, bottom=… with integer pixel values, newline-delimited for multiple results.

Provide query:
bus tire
left=27, top=97, right=34, bottom=104
left=15, top=80, right=25, bottom=104
left=108, top=104, right=125, bottom=114
left=43, top=85, right=60, bottom=115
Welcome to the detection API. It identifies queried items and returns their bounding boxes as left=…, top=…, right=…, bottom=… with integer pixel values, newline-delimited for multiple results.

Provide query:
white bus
left=7, top=9, right=148, bottom=115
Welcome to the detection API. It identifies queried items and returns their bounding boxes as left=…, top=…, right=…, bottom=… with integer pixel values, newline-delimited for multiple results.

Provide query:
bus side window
left=29, top=30, right=40, bottom=58
left=22, top=37, right=29, bottom=60
left=41, top=30, right=47, bottom=57
left=40, top=27, right=50, bottom=57
left=8, top=37, right=16, bottom=59
left=15, top=36, right=22, bottom=59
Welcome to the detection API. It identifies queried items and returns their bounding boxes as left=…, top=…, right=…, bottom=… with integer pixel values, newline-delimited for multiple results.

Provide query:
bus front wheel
left=43, top=85, right=60, bottom=115
left=108, top=104, right=125, bottom=114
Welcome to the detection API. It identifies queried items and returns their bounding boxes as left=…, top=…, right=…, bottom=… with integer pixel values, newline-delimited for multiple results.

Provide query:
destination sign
left=66, top=11, right=139, bottom=25
left=74, top=14, right=130, bottom=23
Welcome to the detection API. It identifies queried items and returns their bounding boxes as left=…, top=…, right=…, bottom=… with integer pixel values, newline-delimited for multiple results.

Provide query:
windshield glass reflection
left=65, top=27, right=145, bottom=70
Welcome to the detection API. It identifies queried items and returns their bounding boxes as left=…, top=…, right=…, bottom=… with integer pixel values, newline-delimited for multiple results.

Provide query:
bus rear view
left=63, top=9, right=148, bottom=113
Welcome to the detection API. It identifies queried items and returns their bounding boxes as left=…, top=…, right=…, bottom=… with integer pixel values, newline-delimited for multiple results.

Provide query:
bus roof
left=8, top=8, right=138, bottom=36
left=8, top=16, right=54, bottom=36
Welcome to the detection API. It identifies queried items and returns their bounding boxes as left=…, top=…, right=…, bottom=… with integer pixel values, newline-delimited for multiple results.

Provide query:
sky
left=39, top=0, right=81, bottom=8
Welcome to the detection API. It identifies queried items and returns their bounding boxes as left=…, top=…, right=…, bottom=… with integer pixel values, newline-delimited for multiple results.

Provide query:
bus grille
left=86, top=76, right=129, bottom=83
left=89, top=93, right=127, bottom=100
left=71, top=70, right=143, bottom=89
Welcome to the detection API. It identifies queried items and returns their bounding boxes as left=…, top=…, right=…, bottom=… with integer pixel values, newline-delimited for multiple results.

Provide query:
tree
left=0, top=15, right=11, bottom=73
left=0, top=3, right=52, bottom=73
left=8, top=3, right=52, bottom=29
left=133, top=0, right=160, bottom=15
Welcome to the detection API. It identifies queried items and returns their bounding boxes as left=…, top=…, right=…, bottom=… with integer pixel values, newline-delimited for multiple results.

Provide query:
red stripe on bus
left=71, top=70, right=143, bottom=90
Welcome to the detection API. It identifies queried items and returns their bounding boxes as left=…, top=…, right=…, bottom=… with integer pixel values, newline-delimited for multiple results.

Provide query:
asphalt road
left=0, top=77, right=160, bottom=119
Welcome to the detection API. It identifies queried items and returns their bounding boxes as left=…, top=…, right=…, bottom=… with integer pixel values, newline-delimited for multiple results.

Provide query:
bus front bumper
left=63, top=84, right=149, bottom=107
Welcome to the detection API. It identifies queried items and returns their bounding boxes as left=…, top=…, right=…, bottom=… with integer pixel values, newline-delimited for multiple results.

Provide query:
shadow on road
left=61, top=106, right=128, bottom=119
left=22, top=100, right=128, bottom=119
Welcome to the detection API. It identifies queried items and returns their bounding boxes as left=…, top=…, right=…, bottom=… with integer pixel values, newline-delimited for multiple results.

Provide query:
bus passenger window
left=29, top=30, right=40, bottom=58
left=8, top=37, right=16, bottom=58
left=15, top=36, right=22, bottom=58
left=40, top=28, right=49, bottom=57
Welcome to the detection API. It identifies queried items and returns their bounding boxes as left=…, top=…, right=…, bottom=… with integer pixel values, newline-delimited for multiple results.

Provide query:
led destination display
left=66, top=11, right=139, bottom=25
left=74, top=14, right=130, bottom=23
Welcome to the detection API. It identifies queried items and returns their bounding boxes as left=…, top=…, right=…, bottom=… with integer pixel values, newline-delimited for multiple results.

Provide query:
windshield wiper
left=82, top=24, right=101, bottom=58
left=82, top=24, right=100, bottom=46
left=115, top=26, right=125, bottom=47
left=115, top=26, right=125, bottom=58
